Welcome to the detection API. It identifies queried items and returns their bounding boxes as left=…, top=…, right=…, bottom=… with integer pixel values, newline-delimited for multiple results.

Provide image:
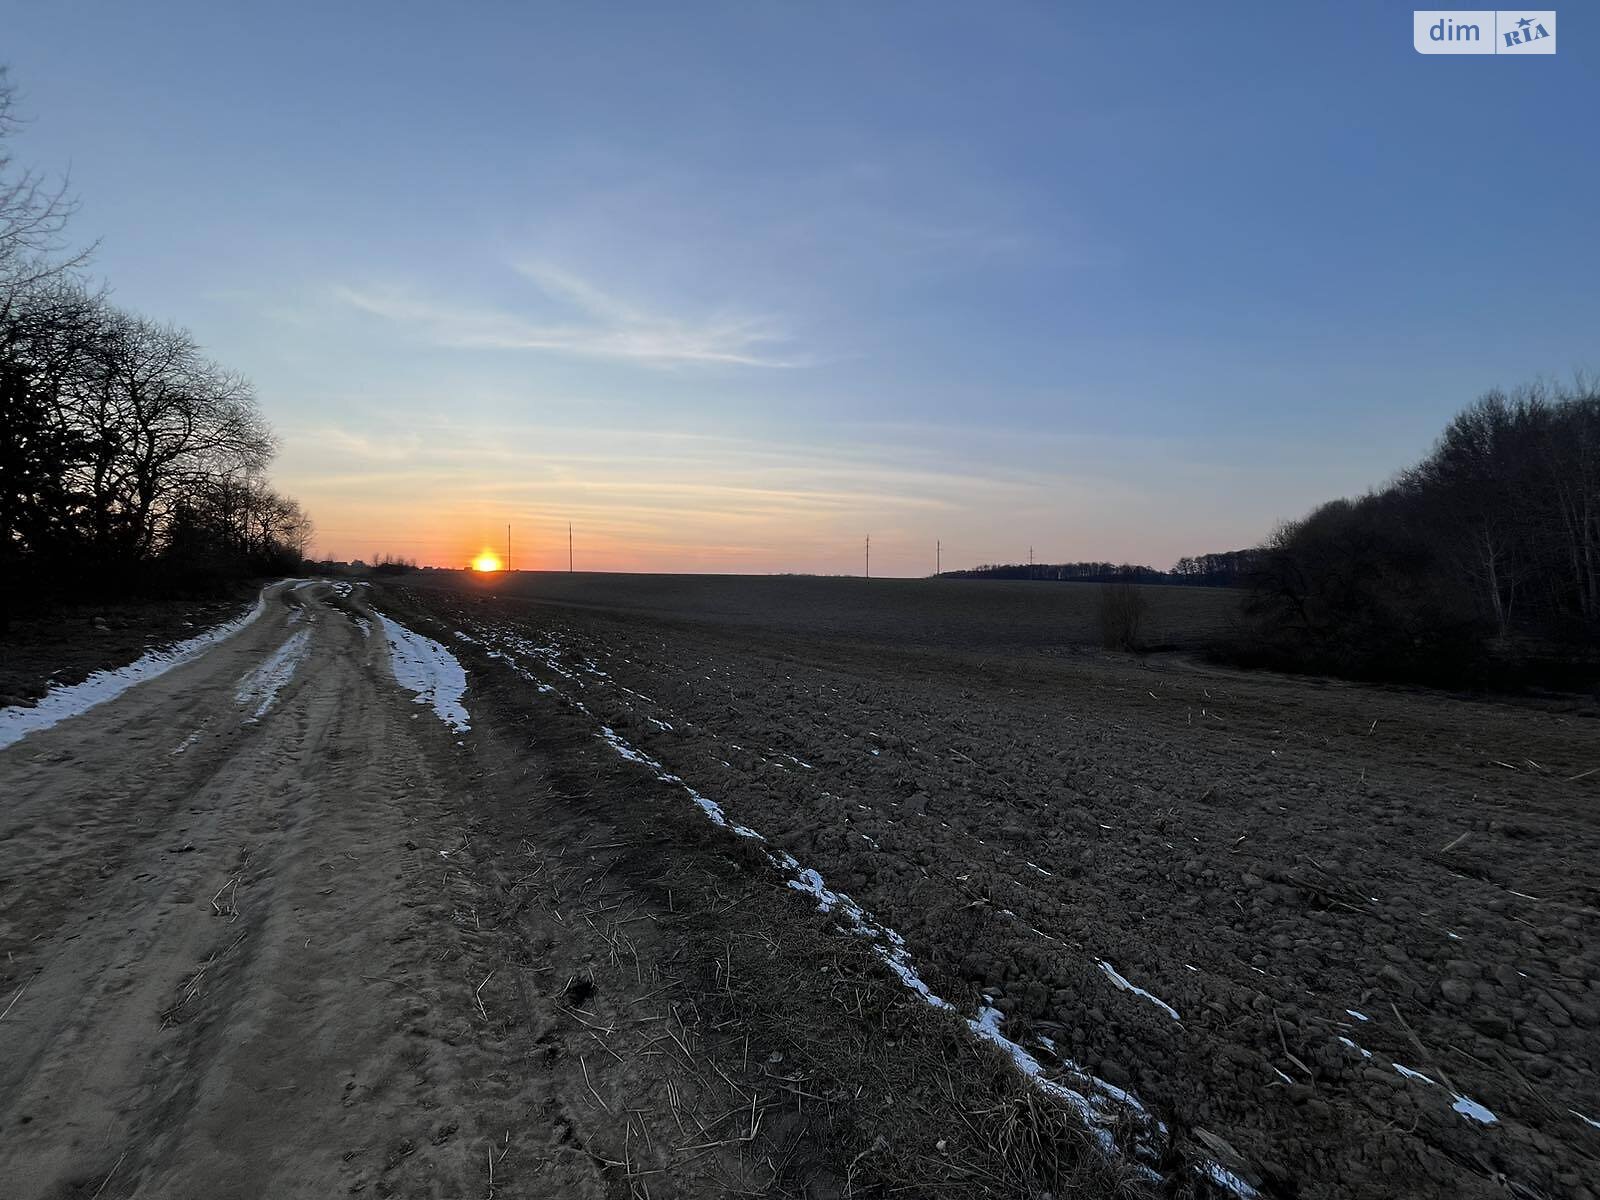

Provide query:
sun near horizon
left=470, top=550, right=503, bottom=573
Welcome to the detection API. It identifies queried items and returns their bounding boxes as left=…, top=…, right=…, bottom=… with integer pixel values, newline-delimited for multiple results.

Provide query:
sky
left=3, top=2, right=1596, bottom=574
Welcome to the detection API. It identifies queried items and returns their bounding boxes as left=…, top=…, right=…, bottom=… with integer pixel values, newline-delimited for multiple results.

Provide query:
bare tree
left=1, top=67, right=308, bottom=611
left=1536, top=379, right=1600, bottom=627
left=1097, top=570, right=1148, bottom=651
left=1241, top=379, right=1600, bottom=683
left=49, top=308, right=273, bottom=559
left=0, top=69, right=92, bottom=312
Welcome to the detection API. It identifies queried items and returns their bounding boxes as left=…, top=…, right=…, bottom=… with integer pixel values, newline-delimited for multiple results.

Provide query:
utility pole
left=569, top=523, right=573, bottom=573
left=865, top=535, right=870, bottom=580
left=1029, top=545, right=1034, bottom=581
left=936, top=539, right=941, bottom=577
left=506, top=524, right=511, bottom=572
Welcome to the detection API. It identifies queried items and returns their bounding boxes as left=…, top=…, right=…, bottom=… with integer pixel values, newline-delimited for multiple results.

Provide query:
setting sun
left=471, top=550, right=502, bottom=573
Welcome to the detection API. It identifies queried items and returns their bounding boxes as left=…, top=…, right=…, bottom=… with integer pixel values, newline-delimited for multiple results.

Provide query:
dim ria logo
left=1414, top=10, right=1555, bottom=54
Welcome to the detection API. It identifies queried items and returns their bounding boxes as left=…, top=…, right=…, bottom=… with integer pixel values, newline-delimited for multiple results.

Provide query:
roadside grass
left=661, top=856, right=1163, bottom=1199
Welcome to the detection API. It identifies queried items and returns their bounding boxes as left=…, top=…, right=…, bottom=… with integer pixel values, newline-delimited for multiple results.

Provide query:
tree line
left=939, top=380, right=1598, bottom=691
left=0, top=71, right=307, bottom=625
left=941, top=551, right=1259, bottom=587
left=1237, top=379, right=1600, bottom=686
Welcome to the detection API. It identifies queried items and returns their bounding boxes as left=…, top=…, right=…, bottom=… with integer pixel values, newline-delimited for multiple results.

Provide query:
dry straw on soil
left=662, top=856, right=1164, bottom=1200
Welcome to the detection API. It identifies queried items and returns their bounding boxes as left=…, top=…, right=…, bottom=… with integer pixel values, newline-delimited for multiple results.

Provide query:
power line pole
left=569, top=523, right=573, bottom=573
left=865, top=535, right=870, bottom=580
left=1029, top=545, right=1034, bottom=581
left=936, top=539, right=941, bottom=577
left=506, top=524, right=511, bottom=572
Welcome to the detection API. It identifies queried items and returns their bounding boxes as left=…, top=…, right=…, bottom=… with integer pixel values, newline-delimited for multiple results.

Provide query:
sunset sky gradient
left=6, top=2, right=1596, bottom=574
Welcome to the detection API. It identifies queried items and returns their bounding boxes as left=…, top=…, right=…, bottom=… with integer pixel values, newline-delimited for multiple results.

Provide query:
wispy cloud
left=277, top=414, right=1289, bottom=571
left=333, top=265, right=803, bottom=369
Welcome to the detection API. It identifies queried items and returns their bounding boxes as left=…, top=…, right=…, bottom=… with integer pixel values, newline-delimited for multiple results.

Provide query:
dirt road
left=0, top=581, right=838, bottom=1200
left=16, top=571, right=1589, bottom=1198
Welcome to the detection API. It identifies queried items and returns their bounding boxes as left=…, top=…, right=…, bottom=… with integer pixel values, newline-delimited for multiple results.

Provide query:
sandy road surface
left=0, top=582, right=811, bottom=1200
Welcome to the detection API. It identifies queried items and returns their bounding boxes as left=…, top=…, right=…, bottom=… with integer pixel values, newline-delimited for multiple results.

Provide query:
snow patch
left=235, top=629, right=311, bottom=721
left=1389, top=1062, right=1497, bottom=1125
left=787, top=868, right=842, bottom=914
left=1097, top=960, right=1180, bottom=1021
left=0, top=584, right=277, bottom=751
left=1337, top=1036, right=1373, bottom=1059
left=595, top=724, right=762, bottom=837
left=1393, top=1063, right=1436, bottom=1085
left=377, top=615, right=471, bottom=733
left=969, top=1006, right=1130, bottom=1160
left=1197, top=1160, right=1260, bottom=1199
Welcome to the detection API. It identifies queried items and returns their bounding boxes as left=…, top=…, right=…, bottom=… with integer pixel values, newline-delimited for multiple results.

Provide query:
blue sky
left=4, top=2, right=1595, bottom=572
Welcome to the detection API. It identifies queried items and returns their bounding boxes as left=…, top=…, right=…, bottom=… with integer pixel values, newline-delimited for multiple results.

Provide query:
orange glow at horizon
left=471, top=550, right=503, bottom=572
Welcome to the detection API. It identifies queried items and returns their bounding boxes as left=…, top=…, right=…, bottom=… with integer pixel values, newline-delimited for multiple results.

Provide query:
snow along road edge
left=0, top=583, right=285, bottom=752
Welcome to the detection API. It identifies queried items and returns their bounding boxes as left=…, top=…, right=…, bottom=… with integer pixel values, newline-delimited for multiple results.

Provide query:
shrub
left=1097, top=577, right=1148, bottom=651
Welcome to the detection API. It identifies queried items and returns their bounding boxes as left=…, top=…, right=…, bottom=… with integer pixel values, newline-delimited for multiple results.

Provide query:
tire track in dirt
left=0, top=581, right=817, bottom=1199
